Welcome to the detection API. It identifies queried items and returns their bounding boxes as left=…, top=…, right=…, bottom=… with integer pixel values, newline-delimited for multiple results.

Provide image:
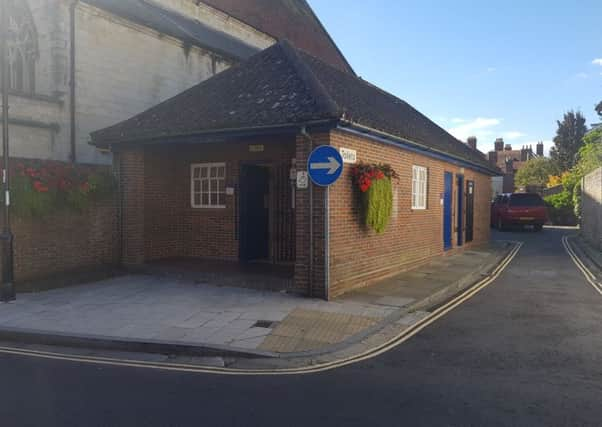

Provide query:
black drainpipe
left=300, top=127, right=313, bottom=298
left=69, top=1, right=77, bottom=163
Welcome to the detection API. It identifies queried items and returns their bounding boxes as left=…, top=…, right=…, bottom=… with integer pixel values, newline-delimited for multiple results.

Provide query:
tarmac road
left=0, top=227, right=600, bottom=427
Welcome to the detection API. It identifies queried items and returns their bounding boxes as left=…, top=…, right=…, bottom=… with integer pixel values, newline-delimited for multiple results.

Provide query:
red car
left=491, top=193, right=547, bottom=231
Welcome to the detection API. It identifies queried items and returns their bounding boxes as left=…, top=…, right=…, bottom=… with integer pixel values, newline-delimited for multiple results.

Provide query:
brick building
left=487, top=138, right=544, bottom=193
left=92, top=41, right=499, bottom=299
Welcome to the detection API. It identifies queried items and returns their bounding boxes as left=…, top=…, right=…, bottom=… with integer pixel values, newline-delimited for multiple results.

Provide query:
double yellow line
left=562, top=236, right=602, bottom=296
left=0, top=242, right=523, bottom=376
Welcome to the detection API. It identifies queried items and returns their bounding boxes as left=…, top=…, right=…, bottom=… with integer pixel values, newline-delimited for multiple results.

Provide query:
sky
left=309, top=0, right=602, bottom=155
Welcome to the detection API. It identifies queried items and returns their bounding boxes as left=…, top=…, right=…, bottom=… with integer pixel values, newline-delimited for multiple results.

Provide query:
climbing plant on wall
left=351, top=163, right=398, bottom=234
left=9, top=160, right=115, bottom=218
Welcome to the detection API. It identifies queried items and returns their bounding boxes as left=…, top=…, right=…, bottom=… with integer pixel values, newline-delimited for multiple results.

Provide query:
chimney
left=467, top=136, right=477, bottom=150
left=505, top=144, right=512, bottom=151
left=505, top=157, right=514, bottom=174
left=536, top=142, right=544, bottom=157
left=520, top=146, right=528, bottom=161
left=488, top=151, right=498, bottom=165
left=494, top=138, right=504, bottom=152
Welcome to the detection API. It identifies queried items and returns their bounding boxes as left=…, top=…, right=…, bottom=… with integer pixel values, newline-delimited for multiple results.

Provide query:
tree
left=596, top=101, right=602, bottom=119
left=514, top=157, right=560, bottom=188
left=549, top=110, right=587, bottom=171
left=575, top=130, right=602, bottom=177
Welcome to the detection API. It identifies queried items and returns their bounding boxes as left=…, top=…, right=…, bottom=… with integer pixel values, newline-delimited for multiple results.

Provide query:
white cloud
left=575, top=72, right=589, bottom=79
left=593, top=58, right=602, bottom=66
left=450, top=118, right=466, bottom=124
left=448, top=117, right=501, bottom=141
left=487, top=67, right=497, bottom=73
left=503, top=131, right=526, bottom=140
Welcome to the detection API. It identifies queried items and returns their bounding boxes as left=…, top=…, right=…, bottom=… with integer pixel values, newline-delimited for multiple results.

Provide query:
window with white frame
left=412, top=165, right=428, bottom=210
left=191, top=163, right=226, bottom=208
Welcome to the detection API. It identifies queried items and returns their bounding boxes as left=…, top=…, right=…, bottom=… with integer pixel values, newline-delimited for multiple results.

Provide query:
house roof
left=200, top=0, right=354, bottom=74
left=492, top=149, right=534, bottom=171
left=82, top=0, right=258, bottom=60
left=91, top=41, right=498, bottom=175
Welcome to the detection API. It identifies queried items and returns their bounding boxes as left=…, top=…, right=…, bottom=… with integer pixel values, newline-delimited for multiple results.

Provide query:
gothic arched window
left=5, top=0, right=39, bottom=94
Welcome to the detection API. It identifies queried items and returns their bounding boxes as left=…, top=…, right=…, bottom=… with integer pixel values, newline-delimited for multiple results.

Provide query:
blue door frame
left=457, top=175, right=464, bottom=247
left=443, top=172, right=453, bottom=250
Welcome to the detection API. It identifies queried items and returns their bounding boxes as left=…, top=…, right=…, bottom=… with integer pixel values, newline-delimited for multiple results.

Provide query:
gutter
left=337, top=121, right=501, bottom=177
left=299, top=127, right=314, bottom=298
left=95, top=118, right=499, bottom=176
left=93, top=119, right=338, bottom=150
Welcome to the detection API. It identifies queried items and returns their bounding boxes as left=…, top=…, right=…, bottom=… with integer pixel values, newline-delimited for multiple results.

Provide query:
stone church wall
left=6, top=0, right=275, bottom=165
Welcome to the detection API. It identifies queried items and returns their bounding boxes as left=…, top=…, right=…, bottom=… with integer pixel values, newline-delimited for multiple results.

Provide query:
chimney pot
left=536, top=142, right=544, bottom=157
left=467, top=136, right=477, bottom=150
left=495, top=138, right=504, bottom=151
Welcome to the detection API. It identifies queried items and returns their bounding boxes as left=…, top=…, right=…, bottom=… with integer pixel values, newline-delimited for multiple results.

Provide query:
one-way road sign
left=307, top=146, right=344, bottom=186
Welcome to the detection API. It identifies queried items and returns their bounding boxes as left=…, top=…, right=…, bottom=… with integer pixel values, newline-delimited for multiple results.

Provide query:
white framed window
left=412, top=165, right=428, bottom=210
left=191, top=163, right=226, bottom=208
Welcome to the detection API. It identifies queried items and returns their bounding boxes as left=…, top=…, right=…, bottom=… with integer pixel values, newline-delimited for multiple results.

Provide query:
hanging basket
left=351, top=163, right=398, bottom=234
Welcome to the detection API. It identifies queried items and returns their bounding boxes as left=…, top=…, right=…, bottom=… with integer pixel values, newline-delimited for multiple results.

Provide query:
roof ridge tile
left=277, top=40, right=341, bottom=119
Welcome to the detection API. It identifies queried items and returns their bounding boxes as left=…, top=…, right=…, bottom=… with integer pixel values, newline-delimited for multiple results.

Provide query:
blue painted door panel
left=457, top=175, right=464, bottom=247
left=443, top=172, right=453, bottom=250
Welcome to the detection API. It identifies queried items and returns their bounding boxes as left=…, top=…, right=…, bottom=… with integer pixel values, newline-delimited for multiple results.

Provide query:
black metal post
left=0, top=1, right=15, bottom=302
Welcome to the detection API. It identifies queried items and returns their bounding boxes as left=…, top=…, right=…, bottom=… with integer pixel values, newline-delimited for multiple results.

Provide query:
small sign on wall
left=340, top=147, right=357, bottom=164
left=249, top=144, right=264, bottom=153
left=296, top=171, right=309, bottom=189
left=226, top=187, right=235, bottom=196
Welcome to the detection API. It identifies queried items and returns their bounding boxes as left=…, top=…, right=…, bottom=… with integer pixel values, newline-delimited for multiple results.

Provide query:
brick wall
left=327, top=130, right=492, bottom=298
left=0, top=162, right=119, bottom=285
left=582, top=167, right=602, bottom=249
left=118, top=137, right=296, bottom=265
left=7, top=199, right=119, bottom=284
left=294, top=132, right=328, bottom=297
left=117, top=130, right=492, bottom=300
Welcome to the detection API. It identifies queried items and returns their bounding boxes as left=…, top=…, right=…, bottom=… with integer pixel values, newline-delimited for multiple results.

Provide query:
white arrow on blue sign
left=307, top=145, right=344, bottom=186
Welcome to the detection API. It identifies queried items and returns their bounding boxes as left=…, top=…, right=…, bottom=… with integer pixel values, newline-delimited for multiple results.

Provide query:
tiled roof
left=200, top=0, right=354, bottom=74
left=83, top=0, right=258, bottom=60
left=91, top=41, right=498, bottom=174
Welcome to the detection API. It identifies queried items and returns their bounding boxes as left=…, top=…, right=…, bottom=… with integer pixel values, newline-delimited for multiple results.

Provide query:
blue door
left=443, top=172, right=453, bottom=250
left=457, top=175, right=464, bottom=247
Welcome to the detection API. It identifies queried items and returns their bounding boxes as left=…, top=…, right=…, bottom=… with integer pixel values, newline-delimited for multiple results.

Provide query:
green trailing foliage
left=351, top=163, right=398, bottom=234
left=363, top=177, right=393, bottom=234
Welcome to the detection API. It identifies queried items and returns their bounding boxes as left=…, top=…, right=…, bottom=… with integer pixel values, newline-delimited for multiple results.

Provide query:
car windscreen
left=509, top=194, right=544, bottom=207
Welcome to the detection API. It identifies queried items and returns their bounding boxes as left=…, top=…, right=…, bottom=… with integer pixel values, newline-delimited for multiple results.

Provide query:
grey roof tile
left=91, top=41, right=498, bottom=174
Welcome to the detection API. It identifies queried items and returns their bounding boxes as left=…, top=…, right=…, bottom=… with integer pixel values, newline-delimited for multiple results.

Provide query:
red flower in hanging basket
left=351, top=162, right=397, bottom=193
left=33, top=180, right=49, bottom=193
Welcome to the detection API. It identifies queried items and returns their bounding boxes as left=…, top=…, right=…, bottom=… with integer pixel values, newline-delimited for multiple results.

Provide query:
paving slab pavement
left=0, top=241, right=513, bottom=360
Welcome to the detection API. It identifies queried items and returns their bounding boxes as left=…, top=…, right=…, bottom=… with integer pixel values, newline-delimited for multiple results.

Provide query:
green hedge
left=544, top=192, right=577, bottom=226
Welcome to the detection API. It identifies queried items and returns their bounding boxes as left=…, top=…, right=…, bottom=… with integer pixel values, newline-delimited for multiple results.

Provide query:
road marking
left=562, top=236, right=602, bottom=295
left=0, top=242, right=523, bottom=376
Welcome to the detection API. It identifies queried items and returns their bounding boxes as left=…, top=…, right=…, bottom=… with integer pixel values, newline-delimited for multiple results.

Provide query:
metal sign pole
left=0, top=2, right=15, bottom=302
